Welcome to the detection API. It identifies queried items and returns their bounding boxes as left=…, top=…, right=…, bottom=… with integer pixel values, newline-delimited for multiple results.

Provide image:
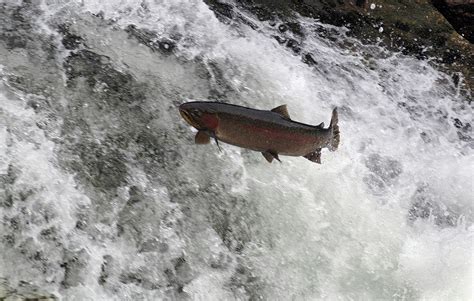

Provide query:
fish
left=179, top=101, right=340, bottom=164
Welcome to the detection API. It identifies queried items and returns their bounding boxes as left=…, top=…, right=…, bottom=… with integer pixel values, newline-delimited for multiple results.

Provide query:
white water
left=0, top=0, right=472, bottom=300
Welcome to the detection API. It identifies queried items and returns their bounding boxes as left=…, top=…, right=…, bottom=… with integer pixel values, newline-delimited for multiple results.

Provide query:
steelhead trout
left=179, top=101, right=340, bottom=163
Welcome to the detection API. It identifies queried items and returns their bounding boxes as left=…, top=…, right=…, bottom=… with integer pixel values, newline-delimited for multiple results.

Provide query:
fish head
left=179, top=102, right=219, bottom=130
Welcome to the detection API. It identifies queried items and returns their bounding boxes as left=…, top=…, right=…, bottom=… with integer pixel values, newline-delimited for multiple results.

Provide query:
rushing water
left=0, top=0, right=472, bottom=300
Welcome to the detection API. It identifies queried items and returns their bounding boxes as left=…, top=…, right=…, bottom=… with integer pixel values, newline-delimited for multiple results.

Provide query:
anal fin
left=304, top=149, right=322, bottom=164
left=262, top=151, right=281, bottom=163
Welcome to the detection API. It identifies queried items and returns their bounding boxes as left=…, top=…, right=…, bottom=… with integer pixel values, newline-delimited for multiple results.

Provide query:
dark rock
left=6, top=163, right=20, bottom=185
left=302, top=53, right=318, bottom=65
left=214, top=0, right=474, bottom=93
left=125, top=24, right=176, bottom=55
left=72, top=140, right=127, bottom=190
left=2, top=234, right=15, bottom=246
left=286, top=22, right=304, bottom=36
left=273, top=35, right=287, bottom=44
left=163, top=256, right=194, bottom=296
left=40, top=226, right=58, bottom=242
left=61, top=249, right=90, bottom=288
left=250, top=5, right=275, bottom=21
left=159, top=39, right=175, bottom=53
left=432, top=0, right=474, bottom=42
left=64, top=49, right=147, bottom=107
left=0, top=1, right=36, bottom=50
left=98, top=255, right=113, bottom=285
left=58, top=24, right=84, bottom=50
left=0, top=278, right=57, bottom=300
left=278, top=23, right=288, bottom=33
left=119, top=269, right=161, bottom=290
left=205, top=1, right=235, bottom=21
left=1, top=193, right=13, bottom=208
left=128, top=185, right=143, bottom=204
left=286, top=38, right=301, bottom=53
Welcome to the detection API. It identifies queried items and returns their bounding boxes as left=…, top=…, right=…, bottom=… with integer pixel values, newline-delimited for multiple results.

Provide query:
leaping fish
left=179, top=101, right=340, bottom=163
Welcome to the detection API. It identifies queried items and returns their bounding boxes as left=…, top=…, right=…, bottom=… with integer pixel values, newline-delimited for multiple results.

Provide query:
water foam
left=0, top=0, right=472, bottom=299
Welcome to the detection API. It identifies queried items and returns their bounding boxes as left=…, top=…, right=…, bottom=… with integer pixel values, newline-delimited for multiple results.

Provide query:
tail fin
left=328, top=107, right=339, bottom=151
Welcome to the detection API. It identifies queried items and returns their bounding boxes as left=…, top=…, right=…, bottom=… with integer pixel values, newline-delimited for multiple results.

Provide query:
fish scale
left=179, top=101, right=339, bottom=163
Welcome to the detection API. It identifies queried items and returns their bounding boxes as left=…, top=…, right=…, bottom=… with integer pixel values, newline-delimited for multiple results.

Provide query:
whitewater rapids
left=0, top=0, right=472, bottom=300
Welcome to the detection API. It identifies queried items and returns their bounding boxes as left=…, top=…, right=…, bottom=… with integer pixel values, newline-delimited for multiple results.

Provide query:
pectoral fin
left=262, top=151, right=281, bottom=163
left=208, top=131, right=222, bottom=151
left=195, top=131, right=210, bottom=144
left=304, top=149, right=322, bottom=164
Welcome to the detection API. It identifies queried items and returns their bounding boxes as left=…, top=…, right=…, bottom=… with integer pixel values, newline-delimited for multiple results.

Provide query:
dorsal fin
left=271, top=105, right=290, bottom=119
left=318, top=122, right=325, bottom=128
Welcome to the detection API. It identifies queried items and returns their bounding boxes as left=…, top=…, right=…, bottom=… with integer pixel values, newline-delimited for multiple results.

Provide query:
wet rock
left=432, top=0, right=474, bottom=43
left=173, top=257, right=194, bottom=285
left=453, top=117, right=472, bottom=142
left=228, top=262, right=265, bottom=301
left=71, top=140, right=127, bottom=190
left=214, top=0, right=474, bottom=94
left=279, top=22, right=304, bottom=36
left=64, top=49, right=147, bottom=107
left=139, top=238, right=169, bottom=253
left=2, top=234, right=15, bottom=247
left=0, top=1, right=36, bottom=50
left=119, top=268, right=162, bottom=290
left=57, top=24, right=84, bottom=50
left=1, top=192, right=13, bottom=208
left=209, top=252, right=233, bottom=269
left=98, top=255, right=114, bottom=285
left=40, top=226, right=59, bottom=242
left=60, top=249, right=90, bottom=288
left=199, top=184, right=255, bottom=254
left=125, top=24, right=176, bottom=54
left=273, top=35, right=287, bottom=44
left=302, top=53, right=318, bottom=66
left=0, top=278, right=57, bottom=300
left=408, top=184, right=461, bottom=227
left=365, top=154, right=403, bottom=182
left=14, top=237, right=54, bottom=275
left=128, top=185, right=144, bottom=204
left=286, top=38, right=301, bottom=53
left=0, top=164, right=21, bottom=207
left=205, top=1, right=235, bottom=22
left=249, top=4, right=275, bottom=21
left=6, top=163, right=20, bottom=185
left=163, top=256, right=194, bottom=295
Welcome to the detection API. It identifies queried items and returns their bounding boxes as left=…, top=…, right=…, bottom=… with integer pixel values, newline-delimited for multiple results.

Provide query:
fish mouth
left=179, top=107, right=197, bottom=127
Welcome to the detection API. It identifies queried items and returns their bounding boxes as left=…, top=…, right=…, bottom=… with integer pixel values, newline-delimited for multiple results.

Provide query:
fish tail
left=328, top=107, right=339, bottom=151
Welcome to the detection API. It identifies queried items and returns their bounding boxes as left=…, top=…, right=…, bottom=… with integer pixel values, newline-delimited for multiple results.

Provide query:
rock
left=206, top=0, right=473, bottom=94
left=408, top=183, right=463, bottom=227
left=57, top=24, right=84, bottom=50
left=0, top=278, right=57, bottom=300
left=60, top=249, right=90, bottom=288
left=98, top=255, right=115, bottom=285
left=125, top=24, right=176, bottom=55
left=432, top=0, right=474, bottom=43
